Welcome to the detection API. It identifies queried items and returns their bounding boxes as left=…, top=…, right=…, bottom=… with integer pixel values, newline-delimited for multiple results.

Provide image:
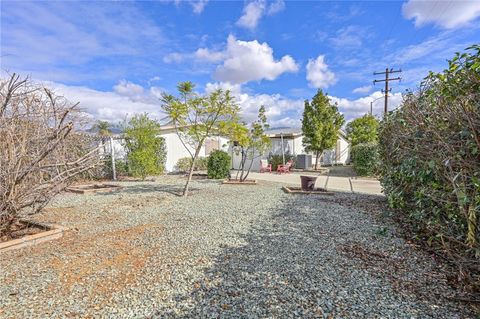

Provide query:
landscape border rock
left=0, top=220, right=68, bottom=253
left=282, top=186, right=334, bottom=195
left=66, top=184, right=122, bottom=194
left=222, top=179, right=258, bottom=185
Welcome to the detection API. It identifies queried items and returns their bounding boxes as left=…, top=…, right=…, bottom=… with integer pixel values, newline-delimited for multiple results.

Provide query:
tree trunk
left=183, top=147, right=201, bottom=197
left=315, top=150, right=320, bottom=170
left=242, top=155, right=255, bottom=182
left=239, top=149, right=247, bottom=181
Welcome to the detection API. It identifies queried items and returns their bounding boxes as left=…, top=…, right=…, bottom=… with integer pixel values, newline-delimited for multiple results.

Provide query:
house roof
left=265, top=127, right=348, bottom=142
left=265, top=127, right=302, bottom=138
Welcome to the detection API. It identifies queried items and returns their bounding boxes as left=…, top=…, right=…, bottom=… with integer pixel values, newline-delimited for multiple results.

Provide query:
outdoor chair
left=277, top=160, right=293, bottom=174
left=260, top=159, right=272, bottom=173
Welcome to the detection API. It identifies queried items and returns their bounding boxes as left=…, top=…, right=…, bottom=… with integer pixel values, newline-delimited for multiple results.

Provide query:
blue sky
left=1, top=0, right=479, bottom=126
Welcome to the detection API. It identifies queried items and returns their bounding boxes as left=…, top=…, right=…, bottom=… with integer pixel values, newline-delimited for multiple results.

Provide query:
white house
left=100, top=126, right=229, bottom=173
left=231, top=127, right=350, bottom=171
left=158, top=124, right=229, bottom=172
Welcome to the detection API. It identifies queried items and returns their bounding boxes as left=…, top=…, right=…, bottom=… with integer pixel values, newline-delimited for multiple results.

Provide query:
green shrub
left=176, top=157, right=192, bottom=172
left=124, top=114, right=166, bottom=180
left=351, top=142, right=379, bottom=176
left=175, top=156, right=209, bottom=172
left=378, top=46, right=480, bottom=293
left=207, top=150, right=231, bottom=179
left=196, top=156, right=208, bottom=171
left=268, top=154, right=296, bottom=171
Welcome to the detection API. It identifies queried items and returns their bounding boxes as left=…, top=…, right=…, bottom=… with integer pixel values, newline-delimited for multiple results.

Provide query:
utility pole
left=373, top=68, right=401, bottom=115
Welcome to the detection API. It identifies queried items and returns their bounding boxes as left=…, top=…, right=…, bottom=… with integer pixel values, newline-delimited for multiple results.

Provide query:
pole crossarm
left=373, top=68, right=402, bottom=116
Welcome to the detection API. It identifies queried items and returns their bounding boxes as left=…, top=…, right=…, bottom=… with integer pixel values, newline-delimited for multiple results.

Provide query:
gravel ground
left=0, top=176, right=473, bottom=318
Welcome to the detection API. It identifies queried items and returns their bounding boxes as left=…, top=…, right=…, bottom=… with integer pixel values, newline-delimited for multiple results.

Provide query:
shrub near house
left=207, top=150, right=231, bottom=179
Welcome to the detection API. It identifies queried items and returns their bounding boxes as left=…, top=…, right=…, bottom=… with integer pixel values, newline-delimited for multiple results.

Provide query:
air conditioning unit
left=296, top=154, right=312, bottom=169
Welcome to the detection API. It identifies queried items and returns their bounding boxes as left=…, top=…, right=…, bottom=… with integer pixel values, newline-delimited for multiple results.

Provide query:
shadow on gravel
left=151, top=193, right=469, bottom=318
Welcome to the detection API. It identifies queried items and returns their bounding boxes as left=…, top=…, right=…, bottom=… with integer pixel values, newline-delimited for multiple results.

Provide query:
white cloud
left=352, top=85, right=372, bottom=94
left=163, top=52, right=185, bottom=63
left=113, top=80, right=144, bottom=98
left=50, top=82, right=164, bottom=123
left=190, top=0, right=209, bottom=14
left=1, top=2, right=165, bottom=82
left=236, top=0, right=284, bottom=30
left=306, top=55, right=337, bottom=88
left=330, top=91, right=403, bottom=121
left=213, top=35, right=299, bottom=84
left=329, top=25, right=369, bottom=48
left=194, top=48, right=226, bottom=63
left=267, top=0, right=285, bottom=15
left=236, top=0, right=266, bottom=30
left=403, top=0, right=480, bottom=29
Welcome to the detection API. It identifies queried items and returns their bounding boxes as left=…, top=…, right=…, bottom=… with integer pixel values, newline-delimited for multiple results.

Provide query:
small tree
left=161, top=82, right=239, bottom=196
left=232, top=106, right=271, bottom=182
left=124, top=114, right=166, bottom=180
left=301, top=90, right=345, bottom=169
left=346, top=114, right=379, bottom=147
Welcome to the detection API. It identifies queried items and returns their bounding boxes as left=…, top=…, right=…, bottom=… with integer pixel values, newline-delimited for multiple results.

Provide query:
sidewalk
left=246, top=171, right=383, bottom=195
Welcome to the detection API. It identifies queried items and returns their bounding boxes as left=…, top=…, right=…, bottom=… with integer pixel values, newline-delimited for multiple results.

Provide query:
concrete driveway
left=246, top=171, right=383, bottom=195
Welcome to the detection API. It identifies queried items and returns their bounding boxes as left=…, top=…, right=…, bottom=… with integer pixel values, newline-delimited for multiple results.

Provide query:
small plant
left=207, top=150, right=231, bottom=179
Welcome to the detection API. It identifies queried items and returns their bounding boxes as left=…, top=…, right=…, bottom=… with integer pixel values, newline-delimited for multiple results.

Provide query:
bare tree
left=0, top=74, right=100, bottom=236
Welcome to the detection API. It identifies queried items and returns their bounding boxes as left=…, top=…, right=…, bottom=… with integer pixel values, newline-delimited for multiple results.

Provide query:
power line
left=373, top=68, right=402, bottom=116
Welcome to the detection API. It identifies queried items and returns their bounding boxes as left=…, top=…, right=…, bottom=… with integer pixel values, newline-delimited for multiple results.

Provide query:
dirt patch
left=48, top=223, right=163, bottom=301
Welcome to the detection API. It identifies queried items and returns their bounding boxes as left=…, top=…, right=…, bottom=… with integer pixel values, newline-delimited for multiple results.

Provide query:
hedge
left=207, top=150, right=231, bottom=179
left=378, top=46, right=480, bottom=295
left=351, top=142, right=379, bottom=176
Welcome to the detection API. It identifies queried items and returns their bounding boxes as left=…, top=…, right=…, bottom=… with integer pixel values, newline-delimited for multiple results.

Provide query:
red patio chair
left=277, top=160, right=293, bottom=174
left=260, top=159, right=272, bottom=173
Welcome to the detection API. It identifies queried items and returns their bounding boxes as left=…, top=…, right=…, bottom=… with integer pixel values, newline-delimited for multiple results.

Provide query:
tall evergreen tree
left=302, top=90, right=345, bottom=169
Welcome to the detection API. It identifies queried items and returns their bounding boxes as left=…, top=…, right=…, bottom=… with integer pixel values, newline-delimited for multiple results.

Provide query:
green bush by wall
left=207, top=150, right=231, bottom=179
left=351, top=142, right=379, bottom=176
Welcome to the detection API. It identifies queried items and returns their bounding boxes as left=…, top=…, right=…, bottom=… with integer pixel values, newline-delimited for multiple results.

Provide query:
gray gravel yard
left=0, top=176, right=473, bottom=318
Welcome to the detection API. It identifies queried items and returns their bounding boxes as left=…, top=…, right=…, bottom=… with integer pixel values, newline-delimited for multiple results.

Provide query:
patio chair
left=260, top=159, right=272, bottom=173
left=277, top=160, right=293, bottom=174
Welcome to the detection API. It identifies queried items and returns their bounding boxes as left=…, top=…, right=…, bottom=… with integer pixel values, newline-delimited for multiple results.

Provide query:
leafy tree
left=94, top=120, right=112, bottom=154
left=232, top=106, right=271, bottom=182
left=124, top=114, right=166, bottom=180
left=301, top=90, right=345, bottom=169
left=161, top=82, right=239, bottom=196
left=95, top=120, right=112, bottom=138
left=346, top=114, right=379, bottom=147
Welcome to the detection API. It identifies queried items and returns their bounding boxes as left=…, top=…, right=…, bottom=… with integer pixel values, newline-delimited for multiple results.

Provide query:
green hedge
left=351, top=142, right=379, bottom=176
left=207, top=150, right=231, bottom=179
left=378, top=46, right=480, bottom=294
